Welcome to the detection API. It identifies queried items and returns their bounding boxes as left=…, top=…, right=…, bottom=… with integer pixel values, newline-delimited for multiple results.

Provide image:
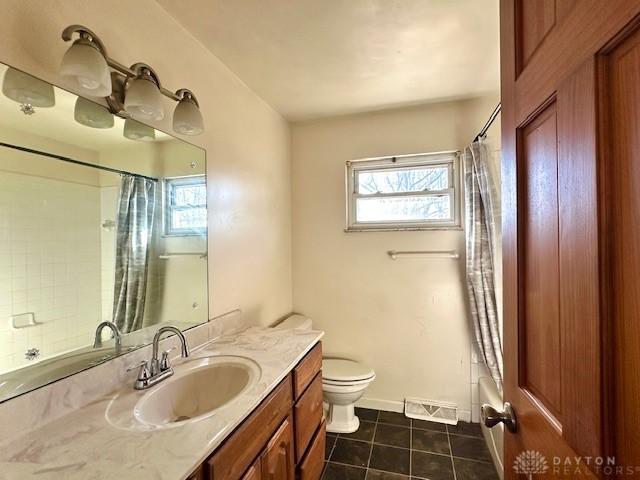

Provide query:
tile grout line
left=446, top=425, right=458, bottom=480
left=409, top=420, right=413, bottom=479
left=365, top=410, right=380, bottom=476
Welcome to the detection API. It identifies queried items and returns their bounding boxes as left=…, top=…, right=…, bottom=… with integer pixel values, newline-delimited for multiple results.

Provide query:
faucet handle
left=126, top=360, right=150, bottom=378
left=160, top=348, right=175, bottom=372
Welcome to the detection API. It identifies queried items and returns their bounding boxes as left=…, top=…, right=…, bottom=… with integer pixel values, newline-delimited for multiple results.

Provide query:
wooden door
left=261, top=416, right=295, bottom=480
left=501, top=0, right=640, bottom=477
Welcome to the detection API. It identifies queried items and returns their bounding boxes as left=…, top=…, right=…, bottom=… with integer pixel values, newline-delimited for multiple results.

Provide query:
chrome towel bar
left=387, top=250, right=460, bottom=260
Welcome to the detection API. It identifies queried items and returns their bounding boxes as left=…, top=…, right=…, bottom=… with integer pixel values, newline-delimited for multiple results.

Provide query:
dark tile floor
left=323, top=408, right=500, bottom=480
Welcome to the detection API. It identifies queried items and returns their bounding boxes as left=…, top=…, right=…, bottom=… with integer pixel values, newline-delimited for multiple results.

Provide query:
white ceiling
left=157, top=0, right=500, bottom=121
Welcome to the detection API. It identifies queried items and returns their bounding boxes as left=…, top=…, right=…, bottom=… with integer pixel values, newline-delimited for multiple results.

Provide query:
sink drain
left=174, top=415, right=191, bottom=422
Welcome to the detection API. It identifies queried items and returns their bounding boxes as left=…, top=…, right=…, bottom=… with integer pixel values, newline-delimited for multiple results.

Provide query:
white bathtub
left=479, top=376, right=504, bottom=479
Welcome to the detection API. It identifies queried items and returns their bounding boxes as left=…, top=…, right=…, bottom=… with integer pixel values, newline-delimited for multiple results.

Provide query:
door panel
left=557, top=59, right=601, bottom=460
left=516, top=0, right=557, bottom=72
left=519, top=102, right=562, bottom=421
left=603, top=25, right=640, bottom=467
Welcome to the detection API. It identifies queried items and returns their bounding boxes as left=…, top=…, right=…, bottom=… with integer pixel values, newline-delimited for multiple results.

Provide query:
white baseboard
left=458, top=409, right=472, bottom=422
left=356, top=397, right=473, bottom=423
left=355, top=397, right=404, bottom=413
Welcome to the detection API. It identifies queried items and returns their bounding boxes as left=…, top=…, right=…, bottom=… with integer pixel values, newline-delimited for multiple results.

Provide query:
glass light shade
left=2, top=67, right=55, bottom=107
left=74, top=97, right=114, bottom=129
left=60, top=42, right=112, bottom=97
left=173, top=98, right=204, bottom=135
left=123, top=118, right=155, bottom=141
left=124, top=77, right=164, bottom=121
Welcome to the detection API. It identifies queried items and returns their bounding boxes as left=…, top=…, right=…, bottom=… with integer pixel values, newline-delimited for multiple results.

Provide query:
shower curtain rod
left=0, top=142, right=159, bottom=182
left=473, top=103, right=501, bottom=143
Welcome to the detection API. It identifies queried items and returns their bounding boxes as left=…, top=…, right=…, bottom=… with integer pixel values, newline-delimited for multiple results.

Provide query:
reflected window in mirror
left=163, top=175, right=207, bottom=236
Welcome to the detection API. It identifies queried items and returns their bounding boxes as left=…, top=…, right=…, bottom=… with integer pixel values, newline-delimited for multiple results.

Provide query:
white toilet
left=322, top=358, right=375, bottom=433
left=273, top=314, right=376, bottom=434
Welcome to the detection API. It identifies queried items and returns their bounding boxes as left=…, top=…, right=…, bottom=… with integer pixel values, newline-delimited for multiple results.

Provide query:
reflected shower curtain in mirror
left=112, top=175, right=156, bottom=333
left=464, top=140, right=503, bottom=391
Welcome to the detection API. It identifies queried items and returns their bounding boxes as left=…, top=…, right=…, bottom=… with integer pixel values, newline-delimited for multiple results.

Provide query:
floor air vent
left=404, top=397, right=458, bottom=425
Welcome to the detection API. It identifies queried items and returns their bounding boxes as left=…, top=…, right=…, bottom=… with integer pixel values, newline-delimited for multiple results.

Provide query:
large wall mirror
left=0, top=63, right=208, bottom=403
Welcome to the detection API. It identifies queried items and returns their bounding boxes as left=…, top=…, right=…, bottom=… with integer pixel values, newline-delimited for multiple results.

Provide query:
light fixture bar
left=61, top=24, right=203, bottom=135
left=62, top=25, right=185, bottom=102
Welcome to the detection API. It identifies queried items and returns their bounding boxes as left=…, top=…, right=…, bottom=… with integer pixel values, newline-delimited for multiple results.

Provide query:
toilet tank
left=273, top=314, right=313, bottom=331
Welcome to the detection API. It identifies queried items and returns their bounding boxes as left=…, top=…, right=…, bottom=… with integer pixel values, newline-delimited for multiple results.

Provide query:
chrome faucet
left=93, top=321, right=122, bottom=353
left=130, top=326, right=189, bottom=390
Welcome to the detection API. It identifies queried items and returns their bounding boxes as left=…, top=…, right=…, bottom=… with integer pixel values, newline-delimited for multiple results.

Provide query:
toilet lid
left=322, top=359, right=375, bottom=382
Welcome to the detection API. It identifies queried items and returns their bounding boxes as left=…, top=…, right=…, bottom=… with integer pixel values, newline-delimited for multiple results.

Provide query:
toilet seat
left=322, top=359, right=375, bottom=384
left=322, top=378, right=375, bottom=388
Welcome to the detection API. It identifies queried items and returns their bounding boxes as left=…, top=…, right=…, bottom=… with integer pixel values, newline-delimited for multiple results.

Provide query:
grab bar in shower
left=159, top=252, right=207, bottom=259
left=387, top=250, right=460, bottom=260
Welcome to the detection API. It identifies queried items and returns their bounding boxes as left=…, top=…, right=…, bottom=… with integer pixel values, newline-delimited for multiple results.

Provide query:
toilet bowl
left=273, top=314, right=376, bottom=434
left=322, top=358, right=375, bottom=433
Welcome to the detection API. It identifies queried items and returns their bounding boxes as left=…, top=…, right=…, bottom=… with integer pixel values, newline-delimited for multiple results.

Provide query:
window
left=346, top=152, right=460, bottom=231
left=163, top=175, right=207, bottom=236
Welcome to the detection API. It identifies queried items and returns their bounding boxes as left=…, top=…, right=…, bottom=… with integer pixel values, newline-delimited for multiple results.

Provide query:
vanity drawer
left=293, top=343, right=322, bottom=400
left=294, top=373, right=323, bottom=461
left=208, top=375, right=293, bottom=480
left=297, top=419, right=326, bottom=480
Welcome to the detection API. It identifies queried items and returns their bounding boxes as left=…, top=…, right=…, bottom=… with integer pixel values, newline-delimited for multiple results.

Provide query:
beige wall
left=291, top=94, right=500, bottom=416
left=0, top=0, right=293, bottom=327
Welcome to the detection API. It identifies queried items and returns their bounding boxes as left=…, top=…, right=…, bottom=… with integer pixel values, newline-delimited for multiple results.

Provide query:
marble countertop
left=0, top=326, right=323, bottom=480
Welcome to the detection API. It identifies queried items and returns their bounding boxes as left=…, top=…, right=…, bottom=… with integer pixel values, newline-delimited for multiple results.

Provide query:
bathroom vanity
left=0, top=324, right=325, bottom=480
left=190, top=343, right=324, bottom=480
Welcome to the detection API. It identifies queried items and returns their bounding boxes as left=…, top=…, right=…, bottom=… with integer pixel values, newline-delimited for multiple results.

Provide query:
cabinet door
left=298, top=420, right=326, bottom=480
left=241, top=458, right=261, bottom=480
left=186, top=466, right=204, bottom=480
left=261, top=416, right=295, bottom=480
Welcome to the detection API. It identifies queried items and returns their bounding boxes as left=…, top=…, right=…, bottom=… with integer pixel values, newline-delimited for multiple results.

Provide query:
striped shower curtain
left=464, top=140, right=503, bottom=391
left=112, top=175, right=156, bottom=333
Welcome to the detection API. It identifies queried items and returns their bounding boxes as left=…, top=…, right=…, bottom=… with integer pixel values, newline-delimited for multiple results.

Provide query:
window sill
left=344, top=225, right=463, bottom=233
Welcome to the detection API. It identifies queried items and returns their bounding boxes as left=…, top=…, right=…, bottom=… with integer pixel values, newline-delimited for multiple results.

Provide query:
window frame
left=163, top=174, right=207, bottom=237
left=345, top=151, right=462, bottom=232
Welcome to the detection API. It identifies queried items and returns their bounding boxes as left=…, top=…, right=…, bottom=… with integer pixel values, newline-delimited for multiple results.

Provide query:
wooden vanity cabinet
left=200, top=342, right=324, bottom=480
left=261, top=416, right=295, bottom=480
left=240, top=459, right=261, bottom=480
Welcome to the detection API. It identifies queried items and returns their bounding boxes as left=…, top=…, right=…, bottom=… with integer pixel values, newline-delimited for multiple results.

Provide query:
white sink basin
left=133, top=355, right=260, bottom=428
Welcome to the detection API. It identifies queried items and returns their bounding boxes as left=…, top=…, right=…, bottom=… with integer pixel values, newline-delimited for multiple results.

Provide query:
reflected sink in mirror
left=133, top=355, right=261, bottom=428
left=0, top=346, right=137, bottom=399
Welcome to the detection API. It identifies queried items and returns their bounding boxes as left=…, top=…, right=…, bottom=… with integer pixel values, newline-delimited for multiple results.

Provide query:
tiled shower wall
left=470, top=342, right=492, bottom=422
left=100, top=186, right=118, bottom=324
left=0, top=172, right=103, bottom=374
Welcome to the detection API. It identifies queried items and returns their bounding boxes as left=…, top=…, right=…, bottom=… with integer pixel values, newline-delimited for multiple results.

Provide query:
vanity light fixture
left=124, top=64, right=165, bottom=121
left=61, top=25, right=204, bottom=135
left=123, top=118, right=156, bottom=141
left=60, top=26, right=112, bottom=97
left=74, top=96, right=114, bottom=129
left=2, top=67, right=55, bottom=113
left=173, top=89, right=204, bottom=135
